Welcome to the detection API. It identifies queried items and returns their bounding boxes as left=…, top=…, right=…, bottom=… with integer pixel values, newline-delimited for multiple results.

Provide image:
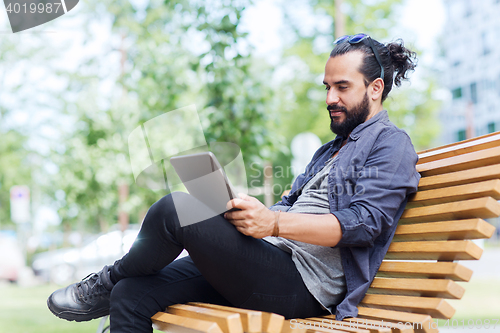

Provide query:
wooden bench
left=149, top=131, right=499, bottom=333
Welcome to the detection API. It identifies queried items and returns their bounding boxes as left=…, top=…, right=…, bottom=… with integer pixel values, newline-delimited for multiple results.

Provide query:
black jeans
left=109, top=192, right=327, bottom=332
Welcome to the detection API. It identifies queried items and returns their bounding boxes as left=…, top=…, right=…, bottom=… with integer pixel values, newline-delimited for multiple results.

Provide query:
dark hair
left=329, top=37, right=417, bottom=102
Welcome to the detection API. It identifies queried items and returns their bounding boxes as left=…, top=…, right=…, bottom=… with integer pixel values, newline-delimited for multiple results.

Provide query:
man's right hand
left=224, top=193, right=276, bottom=239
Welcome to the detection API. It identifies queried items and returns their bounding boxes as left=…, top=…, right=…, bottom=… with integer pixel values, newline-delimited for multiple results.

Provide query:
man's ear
left=369, top=78, right=384, bottom=101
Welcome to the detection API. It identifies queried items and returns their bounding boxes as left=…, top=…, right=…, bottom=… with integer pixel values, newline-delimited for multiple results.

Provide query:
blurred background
left=1, top=0, right=499, bottom=332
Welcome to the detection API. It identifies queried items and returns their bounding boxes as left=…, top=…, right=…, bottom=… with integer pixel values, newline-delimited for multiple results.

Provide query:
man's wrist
left=272, top=210, right=281, bottom=237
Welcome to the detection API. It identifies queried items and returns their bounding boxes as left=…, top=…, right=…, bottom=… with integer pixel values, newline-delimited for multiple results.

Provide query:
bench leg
left=95, top=315, right=110, bottom=333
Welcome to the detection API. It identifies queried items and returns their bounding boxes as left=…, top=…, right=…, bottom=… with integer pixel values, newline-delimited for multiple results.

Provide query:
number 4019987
left=6, top=2, right=62, bottom=14
left=441, top=319, right=499, bottom=329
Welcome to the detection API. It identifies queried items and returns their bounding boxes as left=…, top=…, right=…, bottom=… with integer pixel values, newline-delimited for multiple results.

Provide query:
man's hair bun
left=386, top=39, right=417, bottom=87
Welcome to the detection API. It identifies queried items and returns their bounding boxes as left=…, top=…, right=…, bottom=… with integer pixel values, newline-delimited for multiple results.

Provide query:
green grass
left=0, top=283, right=104, bottom=333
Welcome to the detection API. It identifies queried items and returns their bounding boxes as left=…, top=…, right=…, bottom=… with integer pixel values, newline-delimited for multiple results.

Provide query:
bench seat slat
left=417, top=132, right=500, bottom=164
left=399, top=197, right=500, bottom=223
left=418, top=163, right=500, bottom=190
left=187, top=303, right=262, bottom=333
left=376, top=261, right=473, bottom=281
left=188, top=302, right=284, bottom=333
left=360, top=294, right=455, bottom=319
left=417, top=146, right=500, bottom=176
left=368, top=277, right=465, bottom=299
left=152, top=312, right=224, bottom=333
left=385, top=240, right=482, bottom=260
left=356, top=307, right=437, bottom=333
left=393, top=219, right=495, bottom=241
left=168, top=304, right=243, bottom=333
left=407, top=179, right=500, bottom=207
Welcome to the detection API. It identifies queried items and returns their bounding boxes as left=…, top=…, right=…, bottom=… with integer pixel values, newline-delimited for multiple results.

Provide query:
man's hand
left=225, top=193, right=276, bottom=238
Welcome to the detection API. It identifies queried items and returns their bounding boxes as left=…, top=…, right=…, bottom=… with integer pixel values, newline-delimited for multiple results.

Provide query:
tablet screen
left=170, top=152, right=237, bottom=213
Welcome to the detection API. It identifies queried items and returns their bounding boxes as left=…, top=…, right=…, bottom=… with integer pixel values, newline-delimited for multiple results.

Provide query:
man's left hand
left=225, top=193, right=275, bottom=238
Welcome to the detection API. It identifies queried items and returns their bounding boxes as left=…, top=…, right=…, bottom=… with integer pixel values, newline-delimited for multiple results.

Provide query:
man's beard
left=329, top=92, right=370, bottom=138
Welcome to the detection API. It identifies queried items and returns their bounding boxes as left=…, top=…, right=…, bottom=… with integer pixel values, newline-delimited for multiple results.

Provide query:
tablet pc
left=170, top=152, right=238, bottom=213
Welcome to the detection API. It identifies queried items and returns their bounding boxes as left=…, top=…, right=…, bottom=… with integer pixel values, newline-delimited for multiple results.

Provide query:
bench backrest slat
left=418, top=132, right=500, bottom=164
left=418, top=163, right=500, bottom=190
left=409, top=179, right=500, bottom=207
left=376, top=261, right=473, bottom=281
left=368, top=277, right=465, bottom=299
left=358, top=131, right=500, bottom=326
left=417, top=146, right=500, bottom=176
left=393, top=219, right=495, bottom=241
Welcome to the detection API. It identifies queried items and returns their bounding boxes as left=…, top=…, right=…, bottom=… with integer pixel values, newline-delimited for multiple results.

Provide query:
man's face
left=323, top=51, right=373, bottom=137
left=329, top=92, right=369, bottom=137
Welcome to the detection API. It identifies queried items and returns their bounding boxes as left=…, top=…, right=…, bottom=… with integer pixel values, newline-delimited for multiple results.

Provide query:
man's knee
left=154, top=191, right=193, bottom=214
left=144, top=192, right=188, bottom=226
left=145, top=191, right=219, bottom=231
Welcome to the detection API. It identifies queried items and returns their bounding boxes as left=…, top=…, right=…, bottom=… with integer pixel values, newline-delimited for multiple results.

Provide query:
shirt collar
left=349, top=110, right=388, bottom=140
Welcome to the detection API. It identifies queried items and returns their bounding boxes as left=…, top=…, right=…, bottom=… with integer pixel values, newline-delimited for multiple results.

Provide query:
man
left=48, top=33, right=420, bottom=332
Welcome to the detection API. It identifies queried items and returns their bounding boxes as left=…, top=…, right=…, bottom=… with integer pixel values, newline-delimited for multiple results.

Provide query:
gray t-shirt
left=263, top=156, right=346, bottom=311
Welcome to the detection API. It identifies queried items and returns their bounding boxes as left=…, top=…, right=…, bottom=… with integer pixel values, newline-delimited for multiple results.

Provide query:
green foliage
left=334, top=0, right=401, bottom=38
left=384, top=77, right=442, bottom=151
left=0, top=129, right=32, bottom=227
left=0, top=33, right=53, bottom=228
left=50, top=83, right=142, bottom=231
left=49, top=0, right=283, bottom=231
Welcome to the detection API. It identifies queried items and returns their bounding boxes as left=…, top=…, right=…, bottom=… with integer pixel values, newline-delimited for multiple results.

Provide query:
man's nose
left=326, top=89, right=340, bottom=105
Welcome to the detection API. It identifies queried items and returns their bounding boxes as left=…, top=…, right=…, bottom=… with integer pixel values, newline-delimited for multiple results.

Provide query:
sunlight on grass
left=0, top=283, right=103, bottom=333
left=0, top=282, right=167, bottom=332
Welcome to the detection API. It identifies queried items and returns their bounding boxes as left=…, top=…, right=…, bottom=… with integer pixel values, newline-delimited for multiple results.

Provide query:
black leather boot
left=47, top=265, right=114, bottom=322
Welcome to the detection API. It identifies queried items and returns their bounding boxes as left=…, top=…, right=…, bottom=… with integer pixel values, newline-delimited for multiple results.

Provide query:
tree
left=0, top=30, right=58, bottom=228
left=0, top=130, right=32, bottom=227
left=48, top=0, right=283, bottom=231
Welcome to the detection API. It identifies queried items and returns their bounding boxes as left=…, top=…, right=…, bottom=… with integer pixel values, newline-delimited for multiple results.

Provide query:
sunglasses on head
left=333, top=33, right=384, bottom=80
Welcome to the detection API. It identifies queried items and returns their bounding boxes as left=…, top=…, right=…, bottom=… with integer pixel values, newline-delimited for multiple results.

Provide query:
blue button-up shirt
left=273, top=110, right=420, bottom=320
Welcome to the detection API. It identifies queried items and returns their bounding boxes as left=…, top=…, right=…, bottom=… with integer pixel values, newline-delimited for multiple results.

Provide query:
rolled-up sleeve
left=332, top=131, right=420, bottom=247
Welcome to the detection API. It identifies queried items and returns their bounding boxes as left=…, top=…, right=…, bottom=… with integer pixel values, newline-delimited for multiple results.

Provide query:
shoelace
left=76, top=273, right=109, bottom=302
